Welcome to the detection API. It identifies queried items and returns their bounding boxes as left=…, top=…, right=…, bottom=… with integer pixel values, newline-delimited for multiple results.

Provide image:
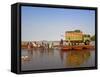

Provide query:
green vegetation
left=66, top=30, right=82, bottom=33
left=74, top=30, right=81, bottom=32
left=91, top=35, right=95, bottom=41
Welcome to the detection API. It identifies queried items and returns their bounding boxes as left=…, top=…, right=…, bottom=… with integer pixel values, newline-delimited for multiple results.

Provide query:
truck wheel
left=85, top=40, right=90, bottom=45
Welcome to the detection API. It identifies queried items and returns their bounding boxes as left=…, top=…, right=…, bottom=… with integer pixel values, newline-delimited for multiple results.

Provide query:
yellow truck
left=65, top=30, right=90, bottom=45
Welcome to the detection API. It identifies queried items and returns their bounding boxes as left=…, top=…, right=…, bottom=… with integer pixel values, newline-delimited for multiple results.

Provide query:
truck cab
left=83, top=34, right=91, bottom=45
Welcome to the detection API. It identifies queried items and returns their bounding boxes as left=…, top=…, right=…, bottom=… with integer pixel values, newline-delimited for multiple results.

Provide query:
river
left=21, top=47, right=95, bottom=71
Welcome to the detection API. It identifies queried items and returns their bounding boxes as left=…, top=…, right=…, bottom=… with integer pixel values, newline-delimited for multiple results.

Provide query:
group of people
left=27, top=41, right=54, bottom=49
left=26, top=39, right=72, bottom=50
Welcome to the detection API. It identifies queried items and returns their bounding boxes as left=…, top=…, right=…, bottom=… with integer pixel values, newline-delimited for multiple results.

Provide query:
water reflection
left=21, top=48, right=95, bottom=70
left=21, top=48, right=55, bottom=63
left=60, top=50, right=91, bottom=67
left=21, top=49, right=33, bottom=63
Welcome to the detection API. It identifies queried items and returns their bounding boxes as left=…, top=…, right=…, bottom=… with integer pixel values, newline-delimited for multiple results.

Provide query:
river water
left=21, top=47, right=95, bottom=71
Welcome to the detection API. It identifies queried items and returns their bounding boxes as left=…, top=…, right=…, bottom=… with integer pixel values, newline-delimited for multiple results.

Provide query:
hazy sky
left=21, top=6, right=95, bottom=41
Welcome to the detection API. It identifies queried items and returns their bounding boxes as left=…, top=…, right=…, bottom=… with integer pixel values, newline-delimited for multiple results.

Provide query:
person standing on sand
left=60, top=39, right=63, bottom=46
left=47, top=43, right=50, bottom=49
left=27, top=42, right=33, bottom=49
left=51, top=42, right=54, bottom=48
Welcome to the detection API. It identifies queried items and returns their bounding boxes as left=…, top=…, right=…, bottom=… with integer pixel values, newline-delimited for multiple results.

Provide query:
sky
left=21, top=6, right=95, bottom=41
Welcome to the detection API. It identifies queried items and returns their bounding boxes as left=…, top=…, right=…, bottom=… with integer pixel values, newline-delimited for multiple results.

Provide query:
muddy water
left=21, top=48, right=95, bottom=71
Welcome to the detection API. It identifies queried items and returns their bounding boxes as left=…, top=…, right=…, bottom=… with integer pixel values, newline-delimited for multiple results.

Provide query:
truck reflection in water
left=60, top=50, right=91, bottom=68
